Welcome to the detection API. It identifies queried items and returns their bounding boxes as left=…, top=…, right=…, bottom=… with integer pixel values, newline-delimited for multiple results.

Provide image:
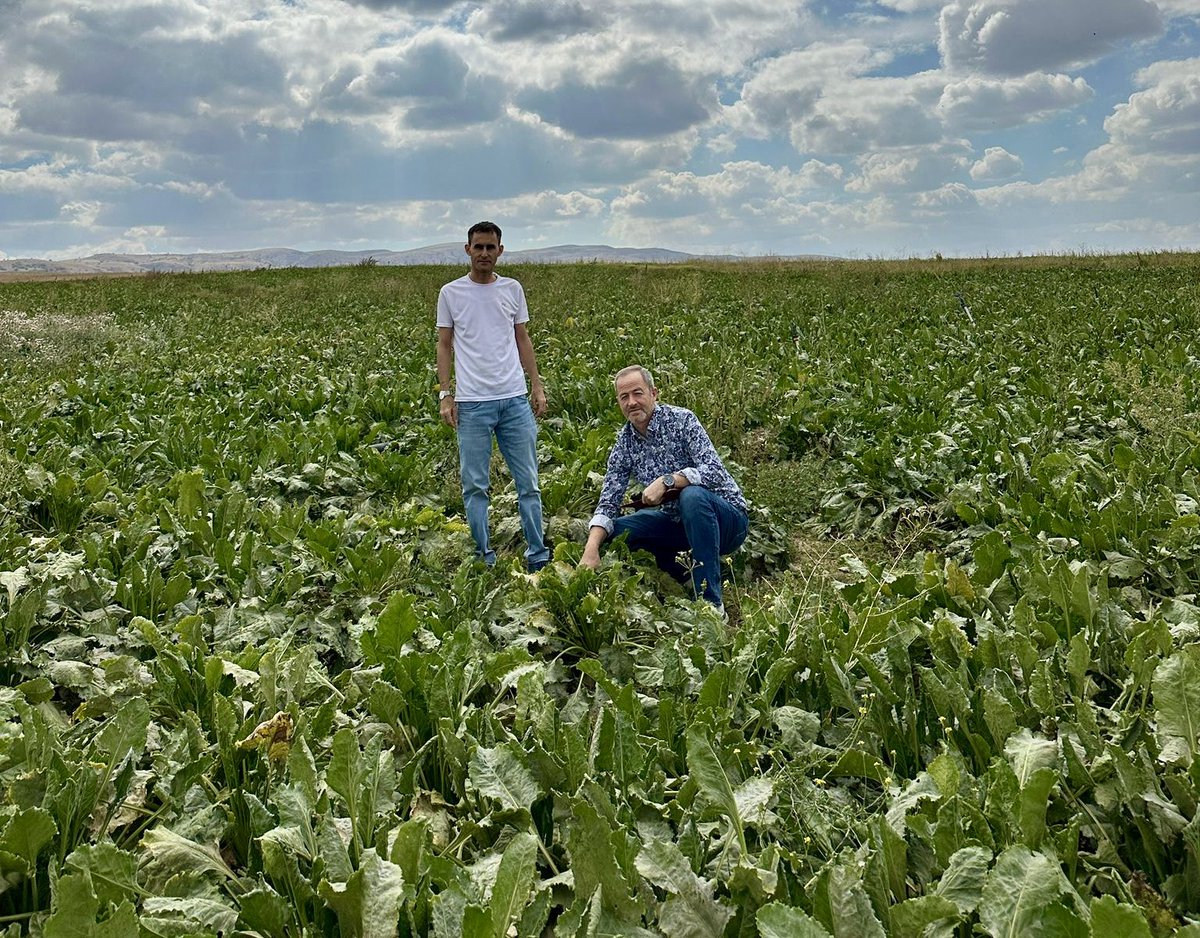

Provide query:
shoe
left=528, top=559, right=548, bottom=573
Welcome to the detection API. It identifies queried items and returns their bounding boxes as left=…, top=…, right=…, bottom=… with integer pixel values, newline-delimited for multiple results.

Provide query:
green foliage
left=0, top=255, right=1199, bottom=934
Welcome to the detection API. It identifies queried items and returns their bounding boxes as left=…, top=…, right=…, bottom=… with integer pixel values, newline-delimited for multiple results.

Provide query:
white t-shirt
left=436, top=274, right=530, bottom=402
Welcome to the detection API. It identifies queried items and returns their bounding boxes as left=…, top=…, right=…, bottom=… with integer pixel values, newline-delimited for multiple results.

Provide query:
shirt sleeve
left=436, top=285, right=453, bottom=328
left=681, top=411, right=725, bottom=490
left=588, top=435, right=633, bottom=534
left=512, top=281, right=530, bottom=325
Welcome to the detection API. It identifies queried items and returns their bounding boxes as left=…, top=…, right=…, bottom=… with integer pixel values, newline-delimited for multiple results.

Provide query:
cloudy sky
left=1, top=0, right=1197, bottom=260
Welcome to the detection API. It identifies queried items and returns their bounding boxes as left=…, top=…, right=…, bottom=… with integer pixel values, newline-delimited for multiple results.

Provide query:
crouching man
left=579, top=365, right=749, bottom=612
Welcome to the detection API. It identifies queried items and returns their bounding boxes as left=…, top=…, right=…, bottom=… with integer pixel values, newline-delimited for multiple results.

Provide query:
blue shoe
left=528, top=559, right=548, bottom=573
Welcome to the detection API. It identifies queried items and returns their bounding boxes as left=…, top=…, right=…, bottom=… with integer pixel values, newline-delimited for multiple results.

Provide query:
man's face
left=615, top=371, right=658, bottom=433
left=465, top=231, right=503, bottom=281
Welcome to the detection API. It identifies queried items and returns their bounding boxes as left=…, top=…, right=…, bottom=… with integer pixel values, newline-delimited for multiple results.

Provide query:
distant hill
left=0, top=243, right=836, bottom=275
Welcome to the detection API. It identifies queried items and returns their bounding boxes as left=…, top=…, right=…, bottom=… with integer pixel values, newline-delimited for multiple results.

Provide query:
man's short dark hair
left=467, top=221, right=502, bottom=244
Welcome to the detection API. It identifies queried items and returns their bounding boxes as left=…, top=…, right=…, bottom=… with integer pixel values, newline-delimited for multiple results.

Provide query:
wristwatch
left=438, top=390, right=454, bottom=401
left=661, top=473, right=676, bottom=489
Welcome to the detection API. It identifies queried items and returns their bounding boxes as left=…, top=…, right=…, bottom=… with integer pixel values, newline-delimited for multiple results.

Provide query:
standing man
left=579, top=365, right=749, bottom=612
left=437, top=221, right=550, bottom=571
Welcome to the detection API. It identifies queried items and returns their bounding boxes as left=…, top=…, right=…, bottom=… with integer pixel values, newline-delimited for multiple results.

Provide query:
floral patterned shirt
left=589, top=402, right=748, bottom=534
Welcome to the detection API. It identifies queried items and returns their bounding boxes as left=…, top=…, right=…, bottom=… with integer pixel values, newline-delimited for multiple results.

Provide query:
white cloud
left=607, top=190, right=917, bottom=256
left=876, top=0, right=946, bottom=10
left=939, top=0, right=1163, bottom=76
left=60, top=200, right=102, bottom=226
left=939, top=73, right=1093, bottom=129
left=0, top=0, right=1196, bottom=259
left=515, top=56, right=716, bottom=139
left=797, top=73, right=949, bottom=153
left=1154, top=0, right=1200, bottom=14
left=0, top=155, right=136, bottom=196
left=733, top=43, right=948, bottom=154
left=1106, top=57, right=1200, bottom=156
left=321, top=37, right=504, bottom=127
left=468, top=0, right=606, bottom=41
left=973, top=55, right=1200, bottom=250
left=343, top=0, right=466, bottom=13
left=846, top=143, right=973, bottom=192
left=611, top=160, right=845, bottom=221
left=914, top=182, right=980, bottom=211
left=729, top=41, right=884, bottom=133
left=970, top=145, right=1023, bottom=180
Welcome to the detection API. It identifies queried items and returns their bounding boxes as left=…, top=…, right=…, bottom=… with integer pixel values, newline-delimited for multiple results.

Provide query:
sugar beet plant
left=1, top=254, right=1200, bottom=936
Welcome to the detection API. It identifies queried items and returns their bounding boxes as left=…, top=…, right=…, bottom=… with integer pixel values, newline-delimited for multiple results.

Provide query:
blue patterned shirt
left=589, top=402, right=748, bottom=534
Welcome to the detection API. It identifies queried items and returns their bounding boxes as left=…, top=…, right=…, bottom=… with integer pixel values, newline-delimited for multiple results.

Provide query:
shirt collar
left=629, top=403, right=665, bottom=439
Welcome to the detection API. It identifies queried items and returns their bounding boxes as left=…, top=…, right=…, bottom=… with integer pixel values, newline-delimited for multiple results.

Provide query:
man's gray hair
left=614, top=365, right=655, bottom=389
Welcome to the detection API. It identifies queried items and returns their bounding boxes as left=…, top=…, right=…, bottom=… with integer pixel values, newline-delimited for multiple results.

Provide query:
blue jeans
left=456, top=395, right=549, bottom=567
left=611, top=486, right=748, bottom=606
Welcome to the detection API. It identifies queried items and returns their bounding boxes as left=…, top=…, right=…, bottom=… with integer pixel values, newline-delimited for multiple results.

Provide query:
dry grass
left=0, top=271, right=146, bottom=283
left=0, top=308, right=120, bottom=363
left=1104, top=359, right=1200, bottom=443
left=688, top=249, right=1200, bottom=274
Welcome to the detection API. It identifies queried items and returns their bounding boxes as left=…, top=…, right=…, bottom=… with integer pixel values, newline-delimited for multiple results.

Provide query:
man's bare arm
left=436, top=326, right=457, bottom=427
left=514, top=323, right=547, bottom=417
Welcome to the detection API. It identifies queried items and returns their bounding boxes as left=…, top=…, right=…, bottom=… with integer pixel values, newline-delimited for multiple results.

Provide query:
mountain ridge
left=0, top=243, right=837, bottom=274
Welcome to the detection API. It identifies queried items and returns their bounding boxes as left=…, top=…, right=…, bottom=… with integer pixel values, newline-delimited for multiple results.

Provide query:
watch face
left=662, top=473, right=674, bottom=488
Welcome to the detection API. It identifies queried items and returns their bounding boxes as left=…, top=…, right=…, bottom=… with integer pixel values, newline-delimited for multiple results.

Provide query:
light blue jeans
left=456, top=395, right=549, bottom=567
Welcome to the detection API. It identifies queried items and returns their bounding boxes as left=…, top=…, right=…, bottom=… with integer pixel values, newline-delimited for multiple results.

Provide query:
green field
left=2, top=254, right=1200, bottom=936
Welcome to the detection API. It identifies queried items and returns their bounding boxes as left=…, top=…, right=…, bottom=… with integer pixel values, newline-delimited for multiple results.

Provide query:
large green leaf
left=889, top=895, right=959, bottom=937
left=238, top=888, right=293, bottom=938
left=1, top=807, right=56, bottom=868
left=885, top=773, right=941, bottom=835
left=827, top=862, right=886, bottom=938
left=468, top=744, right=541, bottom=814
left=1017, top=767, right=1058, bottom=848
left=64, top=843, right=138, bottom=906
left=686, top=726, right=745, bottom=853
left=1153, top=647, right=1200, bottom=764
left=1004, top=729, right=1058, bottom=786
left=1088, top=896, right=1150, bottom=938
left=432, top=885, right=471, bottom=938
left=44, top=870, right=139, bottom=938
left=318, top=848, right=408, bottom=938
left=977, top=847, right=1067, bottom=938
left=327, top=725, right=362, bottom=808
left=139, top=827, right=235, bottom=881
left=363, top=592, right=420, bottom=667
left=490, top=832, right=537, bottom=938
left=773, top=706, right=821, bottom=752
left=635, top=839, right=732, bottom=938
left=93, top=696, right=151, bottom=764
left=935, top=846, right=991, bottom=914
left=756, top=903, right=832, bottom=938
left=360, top=849, right=410, bottom=938
left=581, top=888, right=658, bottom=937
left=141, top=897, right=240, bottom=937
left=568, top=800, right=634, bottom=918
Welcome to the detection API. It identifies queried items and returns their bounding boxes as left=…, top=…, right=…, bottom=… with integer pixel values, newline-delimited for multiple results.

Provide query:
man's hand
left=578, top=526, right=607, bottom=570
left=531, top=381, right=547, bottom=418
left=439, top=396, right=457, bottom=428
left=579, top=545, right=601, bottom=570
left=640, top=476, right=667, bottom=506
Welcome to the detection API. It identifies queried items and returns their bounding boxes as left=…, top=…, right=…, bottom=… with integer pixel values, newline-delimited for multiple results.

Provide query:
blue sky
left=0, top=0, right=1196, bottom=260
